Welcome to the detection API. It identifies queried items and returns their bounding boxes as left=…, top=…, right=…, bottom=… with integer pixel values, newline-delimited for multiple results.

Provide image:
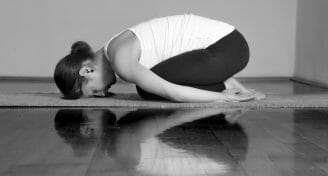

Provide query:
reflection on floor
left=0, top=108, right=328, bottom=176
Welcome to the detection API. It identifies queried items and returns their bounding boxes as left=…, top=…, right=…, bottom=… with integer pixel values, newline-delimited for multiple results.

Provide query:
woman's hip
left=206, top=29, right=250, bottom=69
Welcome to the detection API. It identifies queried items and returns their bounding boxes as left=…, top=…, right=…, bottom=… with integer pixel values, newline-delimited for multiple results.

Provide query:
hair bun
left=71, top=41, right=92, bottom=55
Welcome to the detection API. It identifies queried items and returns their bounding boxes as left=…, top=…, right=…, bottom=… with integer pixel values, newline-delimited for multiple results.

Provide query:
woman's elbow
left=165, top=85, right=184, bottom=102
left=135, top=84, right=178, bottom=102
left=167, top=92, right=181, bottom=102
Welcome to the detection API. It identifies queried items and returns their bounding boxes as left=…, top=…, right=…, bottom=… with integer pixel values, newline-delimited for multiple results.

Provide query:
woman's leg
left=136, top=29, right=250, bottom=100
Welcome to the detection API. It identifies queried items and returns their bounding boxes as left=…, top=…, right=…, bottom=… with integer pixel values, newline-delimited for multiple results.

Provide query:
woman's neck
left=94, top=48, right=107, bottom=64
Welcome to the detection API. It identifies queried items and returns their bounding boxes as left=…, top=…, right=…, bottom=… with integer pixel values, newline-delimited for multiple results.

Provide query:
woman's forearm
left=168, top=80, right=256, bottom=103
left=168, top=83, right=230, bottom=102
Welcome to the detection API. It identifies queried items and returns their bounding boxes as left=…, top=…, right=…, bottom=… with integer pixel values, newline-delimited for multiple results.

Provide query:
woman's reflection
left=54, top=108, right=248, bottom=175
left=54, top=109, right=116, bottom=156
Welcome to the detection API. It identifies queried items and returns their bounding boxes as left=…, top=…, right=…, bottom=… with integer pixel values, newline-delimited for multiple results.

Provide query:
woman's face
left=81, top=52, right=116, bottom=97
left=79, top=109, right=106, bottom=137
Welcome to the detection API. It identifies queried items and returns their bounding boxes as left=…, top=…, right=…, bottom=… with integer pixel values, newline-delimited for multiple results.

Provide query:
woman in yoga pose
left=54, top=14, right=265, bottom=102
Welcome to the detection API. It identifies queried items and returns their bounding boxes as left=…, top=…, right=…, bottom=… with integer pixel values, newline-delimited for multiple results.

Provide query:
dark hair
left=54, top=109, right=117, bottom=156
left=54, top=41, right=94, bottom=99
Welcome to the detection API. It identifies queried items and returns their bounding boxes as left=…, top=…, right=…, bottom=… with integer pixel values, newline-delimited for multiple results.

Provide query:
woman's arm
left=113, top=52, right=255, bottom=102
left=129, top=64, right=253, bottom=102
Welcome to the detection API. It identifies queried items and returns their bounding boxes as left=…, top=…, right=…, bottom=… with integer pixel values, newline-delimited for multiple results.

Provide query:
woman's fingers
left=215, top=89, right=265, bottom=102
left=225, top=91, right=256, bottom=102
left=236, top=92, right=256, bottom=101
left=241, top=89, right=266, bottom=100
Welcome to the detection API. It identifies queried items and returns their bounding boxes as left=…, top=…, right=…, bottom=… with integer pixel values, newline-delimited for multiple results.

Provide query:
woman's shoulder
left=107, top=30, right=141, bottom=62
left=107, top=30, right=141, bottom=80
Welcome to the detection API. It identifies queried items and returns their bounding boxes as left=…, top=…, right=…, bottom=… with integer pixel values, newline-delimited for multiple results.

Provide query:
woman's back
left=127, top=14, right=235, bottom=68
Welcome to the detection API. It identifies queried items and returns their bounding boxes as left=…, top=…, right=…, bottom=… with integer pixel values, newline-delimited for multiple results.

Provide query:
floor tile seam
left=290, top=129, right=328, bottom=152
left=83, top=137, right=104, bottom=176
left=208, top=128, right=247, bottom=165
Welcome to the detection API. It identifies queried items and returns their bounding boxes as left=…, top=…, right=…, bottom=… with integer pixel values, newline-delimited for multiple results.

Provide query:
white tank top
left=104, top=14, right=235, bottom=69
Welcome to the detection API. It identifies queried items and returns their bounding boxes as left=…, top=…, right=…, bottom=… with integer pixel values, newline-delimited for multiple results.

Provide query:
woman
left=54, top=14, right=265, bottom=102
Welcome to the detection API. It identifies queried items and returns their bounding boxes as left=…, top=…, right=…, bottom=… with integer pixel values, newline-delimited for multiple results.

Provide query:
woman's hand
left=217, top=90, right=257, bottom=102
left=222, top=88, right=266, bottom=101
left=241, top=89, right=266, bottom=100
left=223, top=78, right=266, bottom=100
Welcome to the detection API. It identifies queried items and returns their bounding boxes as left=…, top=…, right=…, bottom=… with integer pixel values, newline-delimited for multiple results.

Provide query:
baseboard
left=291, top=77, right=328, bottom=89
left=237, top=76, right=291, bottom=81
left=0, top=76, right=54, bottom=82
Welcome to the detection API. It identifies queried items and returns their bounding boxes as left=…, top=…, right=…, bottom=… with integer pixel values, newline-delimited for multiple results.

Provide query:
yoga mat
left=0, top=91, right=328, bottom=109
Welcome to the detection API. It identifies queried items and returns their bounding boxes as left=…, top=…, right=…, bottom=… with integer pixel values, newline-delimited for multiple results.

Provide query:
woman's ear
left=79, top=66, right=94, bottom=77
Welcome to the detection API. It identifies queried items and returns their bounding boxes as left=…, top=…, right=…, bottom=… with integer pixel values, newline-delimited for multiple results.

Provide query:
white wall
left=0, top=0, right=297, bottom=77
left=294, top=0, right=328, bottom=86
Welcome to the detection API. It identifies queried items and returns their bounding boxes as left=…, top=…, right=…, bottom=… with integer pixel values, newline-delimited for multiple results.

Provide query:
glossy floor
left=0, top=108, right=328, bottom=176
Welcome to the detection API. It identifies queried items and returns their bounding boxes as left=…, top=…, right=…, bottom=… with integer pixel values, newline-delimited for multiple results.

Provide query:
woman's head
left=54, top=41, right=116, bottom=99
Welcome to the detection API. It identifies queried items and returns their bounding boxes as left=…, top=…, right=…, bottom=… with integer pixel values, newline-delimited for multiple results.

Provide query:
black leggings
left=136, top=29, right=250, bottom=100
